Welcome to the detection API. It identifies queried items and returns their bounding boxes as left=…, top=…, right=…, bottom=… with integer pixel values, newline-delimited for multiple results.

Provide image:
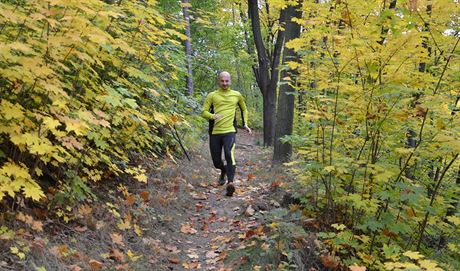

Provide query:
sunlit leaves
left=291, top=0, right=460, bottom=269
left=0, top=0, right=184, bottom=203
left=0, top=162, right=44, bottom=201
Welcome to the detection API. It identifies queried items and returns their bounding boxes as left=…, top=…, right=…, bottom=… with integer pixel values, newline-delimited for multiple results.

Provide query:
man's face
left=218, top=74, right=231, bottom=90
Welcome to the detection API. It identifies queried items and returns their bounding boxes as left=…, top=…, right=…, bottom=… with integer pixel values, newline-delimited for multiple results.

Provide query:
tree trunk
left=273, top=0, right=302, bottom=163
left=263, top=91, right=276, bottom=146
left=248, top=0, right=287, bottom=146
left=232, top=4, right=244, bottom=92
left=181, top=0, right=194, bottom=95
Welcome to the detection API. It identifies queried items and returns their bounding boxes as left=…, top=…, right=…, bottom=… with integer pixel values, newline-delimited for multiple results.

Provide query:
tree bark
left=181, top=0, right=194, bottom=95
left=273, top=1, right=302, bottom=163
left=232, top=4, right=244, bottom=92
left=248, top=0, right=287, bottom=146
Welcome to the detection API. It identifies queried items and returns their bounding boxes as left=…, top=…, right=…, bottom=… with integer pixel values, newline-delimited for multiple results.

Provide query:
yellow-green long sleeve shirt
left=201, top=88, right=249, bottom=135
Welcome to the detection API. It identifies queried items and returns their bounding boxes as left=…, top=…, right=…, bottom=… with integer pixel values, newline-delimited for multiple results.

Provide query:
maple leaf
left=69, top=265, right=83, bottom=271
left=31, top=220, right=43, bottom=232
left=135, top=173, right=148, bottom=183
left=1, top=100, right=24, bottom=120
left=64, top=119, right=88, bottom=136
left=180, top=223, right=198, bottom=234
left=43, top=117, right=61, bottom=130
left=111, top=232, right=124, bottom=246
left=183, top=261, right=201, bottom=269
left=247, top=173, right=255, bottom=181
left=88, top=259, right=103, bottom=271
left=320, top=255, right=341, bottom=270
left=22, top=182, right=45, bottom=201
left=117, top=213, right=132, bottom=230
left=133, top=224, right=143, bottom=236
left=403, top=251, right=424, bottom=260
left=127, top=250, right=141, bottom=261
left=139, top=191, right=150, bottom=202
left=123, top=195, right=136, bottom=206
left=110, top=248, right=125, bottom=263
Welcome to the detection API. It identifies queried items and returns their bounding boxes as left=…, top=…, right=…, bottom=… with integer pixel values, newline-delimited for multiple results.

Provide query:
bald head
left=218, top=71, right=231, bottom=90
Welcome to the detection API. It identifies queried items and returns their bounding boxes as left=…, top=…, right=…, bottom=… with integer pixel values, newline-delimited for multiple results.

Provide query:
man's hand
left=244, top=126, right=252, bottom=135
left=212, top=114, right=223, bottom=120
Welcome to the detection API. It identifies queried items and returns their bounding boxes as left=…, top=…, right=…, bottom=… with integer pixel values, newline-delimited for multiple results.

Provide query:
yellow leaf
left=135, top=173, right=147, bottom=183
left=1, top=100, right=24, bottom=120
left=133, top=224, right=143, bottom=236
left=403, top=251, right=424, bottom=260
left=43, top=117, right=61, bottom=130
left=418, top=259, right=439, bottom=270
left=127, top=250, right=141, bottom=261
left=446, top=216, right=460, bottom=226
left=153, top=112, right=168, bottom=124
left=35, top=168, right=43, bottom=176
left=22, top=182, right=45, bottom=201
left=331, top=223, right=347, bottom=231
left=10, top=246, right=19, bottom=254
left=64, top=119, right=88, bottom=136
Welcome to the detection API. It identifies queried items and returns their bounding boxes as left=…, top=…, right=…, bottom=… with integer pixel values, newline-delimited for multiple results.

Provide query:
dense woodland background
left=0, top=0, right=459, bottom=270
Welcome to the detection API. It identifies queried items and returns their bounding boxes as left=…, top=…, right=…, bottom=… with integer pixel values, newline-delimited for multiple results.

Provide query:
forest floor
left=1, top=130, right=323, bottom=271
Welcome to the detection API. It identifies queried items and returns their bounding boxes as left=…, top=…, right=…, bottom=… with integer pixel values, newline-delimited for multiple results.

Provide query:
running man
left=201, top=71, right=252, bottom=196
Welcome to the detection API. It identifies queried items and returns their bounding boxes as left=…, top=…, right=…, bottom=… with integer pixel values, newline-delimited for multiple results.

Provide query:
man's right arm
left=201, top=94, right=215, bottom=120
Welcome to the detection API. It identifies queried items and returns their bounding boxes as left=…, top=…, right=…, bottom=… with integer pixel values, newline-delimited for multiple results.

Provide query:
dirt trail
left=154, top=130, right=282, bottom=270
left=0, top=130, right=295, bottom=271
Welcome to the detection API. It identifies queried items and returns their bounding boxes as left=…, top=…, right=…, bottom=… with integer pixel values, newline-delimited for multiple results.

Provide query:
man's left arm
left=238, top=93, right=252, bottom=134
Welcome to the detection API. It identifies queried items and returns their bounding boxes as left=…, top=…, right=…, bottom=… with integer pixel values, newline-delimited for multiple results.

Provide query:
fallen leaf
left=50, top=245, right=69, bottom=257
left=117, top=213, right=132, bottom=230
left=110, top=249, right=125, bottom=263
left=195, top=203, right=205, bottom=211
left=127, top=250, right=141, bottom=261
left=245, top=205, right=255, bottom=217
left=78, top=205, right=92, bottom=216
left=115, top=263, right=129, bottom=270
left=111, top=232, right=124, bottom=246
left=69, top=265, right=83, bottom=271
left=247, top=173, right=255, bottom=181
left=88, top=259, right=103, bottom=271
left=187, top=252, right=199, bottom=259
left=205, top=251, right=219, bottom=259
left=320, top=255, right=341, bottom=270
left=139, top=191, right=150, bottom=202
left=183, top=261, right=201, bottom=269
left=165, top=245, right=180, bottom=253
left=74, top=226, right=87, bottom=232
left=218, top=251, right=228, bottom=262
left=169, top=257, right=180, bottom=264
left=270, top=181, right=283, bottom=188
left=31, top=238, right=45, bottom=251
left=202, top=221, right=209, bottom=232
left=180, top=223, right=198, bottom=234
left=124, top=195, right=136, bottom=206
left=31, top=220, right=43, bottom=232
left=190, top=192, right=208, bottom=200
left=133, top=224, right=143, bottom=236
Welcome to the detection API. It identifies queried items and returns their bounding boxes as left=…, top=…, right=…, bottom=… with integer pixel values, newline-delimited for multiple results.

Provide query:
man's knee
left=224, top=155, right=235, bottom=166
